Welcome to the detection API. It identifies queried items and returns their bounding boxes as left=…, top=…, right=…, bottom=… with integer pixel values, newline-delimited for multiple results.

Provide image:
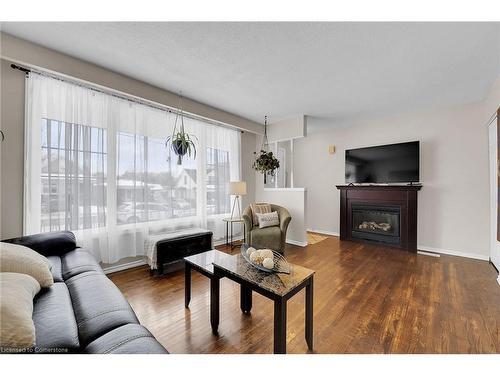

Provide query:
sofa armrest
left=2, top=231, right=78, bottom=257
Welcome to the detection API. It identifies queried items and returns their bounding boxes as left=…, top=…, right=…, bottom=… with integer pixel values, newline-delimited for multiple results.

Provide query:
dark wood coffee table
left=183, top=250, right=233, bottom=308
left=211, top=253, right=315, bottom=354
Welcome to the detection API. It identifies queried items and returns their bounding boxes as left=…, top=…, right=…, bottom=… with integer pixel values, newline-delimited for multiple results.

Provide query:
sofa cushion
left=61, top=250, right=102, bottom=280
left=2, top=231, right=77, bottom=257
left=65, top=271, right=139, bottom=346
left=84, top=324, right=168, bottom=354
left=0, top=242, right=54, bottom=287
left=46, top=256, right=63, bottom=282
left=0, top=273, right=41, bottom=349
left=33, top=282, right=80, bottom=352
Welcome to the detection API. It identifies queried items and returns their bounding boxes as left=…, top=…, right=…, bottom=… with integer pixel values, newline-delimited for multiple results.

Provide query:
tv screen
left=345, top=141, right=420, bottom=183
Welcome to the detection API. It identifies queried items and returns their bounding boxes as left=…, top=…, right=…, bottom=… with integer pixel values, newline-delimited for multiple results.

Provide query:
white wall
left=255, top=187, right=307, bottom=246
left=267, top=115, right=307, bottom=142
left=254, top=128, right=308, bottom=246
left=295, top=78, right=500, bottom=260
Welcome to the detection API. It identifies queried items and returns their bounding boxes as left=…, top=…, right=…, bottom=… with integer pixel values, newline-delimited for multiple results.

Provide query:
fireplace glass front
left=351, top=204, right=400, bottom=244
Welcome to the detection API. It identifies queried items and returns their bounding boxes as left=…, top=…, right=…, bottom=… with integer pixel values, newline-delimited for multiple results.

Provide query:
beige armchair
left=242, top=204, right=291, bottom=253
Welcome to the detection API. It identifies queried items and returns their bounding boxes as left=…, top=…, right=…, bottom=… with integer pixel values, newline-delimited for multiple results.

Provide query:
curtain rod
left=10, top=63, right=244, bottom=133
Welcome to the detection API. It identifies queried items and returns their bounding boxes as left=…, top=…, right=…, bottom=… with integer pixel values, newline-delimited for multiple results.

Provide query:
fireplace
left=336, top=184, right=421, bottom=251
left=351, top=204, right=400, bottom=245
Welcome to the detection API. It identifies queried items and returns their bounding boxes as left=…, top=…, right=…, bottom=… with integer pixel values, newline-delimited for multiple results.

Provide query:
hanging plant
left=253, top=149, right=280, bottom=175
left=252, top=116, right=280, bottom=183
left=165, top=94, right=197, bottom=165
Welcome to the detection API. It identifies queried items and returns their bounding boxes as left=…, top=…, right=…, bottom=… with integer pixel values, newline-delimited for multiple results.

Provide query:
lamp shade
left=229, top=181, right=247, bottom=196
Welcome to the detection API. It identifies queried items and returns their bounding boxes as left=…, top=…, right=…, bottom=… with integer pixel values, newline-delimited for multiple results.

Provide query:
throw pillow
left=250, top=203, right=272, bottom=226
left=0, top=272, right=41, bottom=348
left=256, top=211, right=280, bottom=229
left=0, top=242, right=53, bottom=288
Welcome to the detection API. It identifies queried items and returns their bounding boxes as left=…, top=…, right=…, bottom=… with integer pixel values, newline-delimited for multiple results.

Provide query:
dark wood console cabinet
left=336, top=185, right=422, bottom=252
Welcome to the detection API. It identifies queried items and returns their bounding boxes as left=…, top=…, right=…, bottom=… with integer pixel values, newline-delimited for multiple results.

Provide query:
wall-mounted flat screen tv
left=345, top=141, right=420, bottom=183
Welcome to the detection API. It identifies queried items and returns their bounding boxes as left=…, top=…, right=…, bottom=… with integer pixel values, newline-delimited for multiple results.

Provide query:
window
left=116, top=132, right=197, bottom=224
left=206, top=147, right=231, bottom=215
left=26, top=73, right=241, bottom=264
left=41, top=119, right=107, bottom=232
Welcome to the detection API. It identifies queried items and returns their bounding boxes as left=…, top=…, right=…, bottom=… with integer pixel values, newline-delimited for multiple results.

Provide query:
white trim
left=102, top=259, right=147, bottom=274
left=417, top=245, right=489, bottom=261
left=286, top=239, right=308, bottom=247
left=290, top=139, right=294, bottom=188
left=306, top=229, right=489, bottom=261
left=263, top=187, right=306, bottom=192
left=307, top=228, right=340, bottom=237
left=417, top=250, right=441, bottom=258
left=485, top=111, right=498, bottom=128
left=497, top=276, right=500, bottom=286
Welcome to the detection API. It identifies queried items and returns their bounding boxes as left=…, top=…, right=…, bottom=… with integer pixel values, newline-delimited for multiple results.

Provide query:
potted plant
left=252, top=116, right=280, bottom=183
left=165, top=95, right=197, bottom=165
left=253, top=149, right=280, bottom=183
left=166, top=131, right=197, bottom=165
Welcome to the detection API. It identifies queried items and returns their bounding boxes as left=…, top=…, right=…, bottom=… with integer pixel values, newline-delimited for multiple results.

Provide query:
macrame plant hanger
left=262, top=116, right=269, bottom=183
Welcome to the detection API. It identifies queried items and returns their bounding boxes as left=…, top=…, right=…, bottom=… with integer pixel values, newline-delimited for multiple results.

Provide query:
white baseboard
left=307, top=228, right=340, bottom=237
left=417, top=245, right=489, bottom=261
left=102, top=259, right=147, bottom=274
left=286, top=239, right=308, bottom=247
left=306, top=229, right=488, bottom=261
left=417, top=250, right=441, bottom=258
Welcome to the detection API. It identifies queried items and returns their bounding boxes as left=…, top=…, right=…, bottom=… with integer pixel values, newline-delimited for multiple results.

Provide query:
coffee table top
left=184, top=250, right=233, bottom=274
left=213, top=253, right=314, bottom=297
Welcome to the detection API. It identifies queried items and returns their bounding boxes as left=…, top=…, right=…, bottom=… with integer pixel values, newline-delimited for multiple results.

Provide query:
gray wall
left=0, top=33, right=259, bottom=239
left=0, top=32, right=263, bottom=134
left=1, top=59, right=25, bottom=238
left=241, top=131, right=257, bottom=211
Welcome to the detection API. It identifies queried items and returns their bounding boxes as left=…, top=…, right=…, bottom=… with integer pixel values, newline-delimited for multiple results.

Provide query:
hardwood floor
left=109, top=236, right=500, bottom=353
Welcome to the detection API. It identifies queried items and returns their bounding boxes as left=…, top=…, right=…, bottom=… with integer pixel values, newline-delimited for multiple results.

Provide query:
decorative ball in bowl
left=241, top=243, right=291, bottom=274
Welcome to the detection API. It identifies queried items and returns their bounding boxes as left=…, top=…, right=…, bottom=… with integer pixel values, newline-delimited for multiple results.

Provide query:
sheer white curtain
left=25, top=73, right=241, bottom=264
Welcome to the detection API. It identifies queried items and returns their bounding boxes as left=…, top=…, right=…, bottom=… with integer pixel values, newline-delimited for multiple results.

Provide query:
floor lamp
left=230, top=181, right=247, bottom=219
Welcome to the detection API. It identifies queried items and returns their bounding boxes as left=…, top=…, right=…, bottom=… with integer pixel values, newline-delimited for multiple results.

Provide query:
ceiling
left=1, top=22, right=499, bottom=128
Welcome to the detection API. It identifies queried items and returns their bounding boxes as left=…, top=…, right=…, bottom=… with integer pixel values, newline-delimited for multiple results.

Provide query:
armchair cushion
left=249, top=226, right=282, bottom=251
left=256, top=211, right=280, bottom=228
left=250, top=203, right=272, bottom=226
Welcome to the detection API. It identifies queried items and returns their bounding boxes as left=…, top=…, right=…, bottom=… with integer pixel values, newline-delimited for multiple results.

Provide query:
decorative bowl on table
left=240, top=243, right=291, bottom=274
